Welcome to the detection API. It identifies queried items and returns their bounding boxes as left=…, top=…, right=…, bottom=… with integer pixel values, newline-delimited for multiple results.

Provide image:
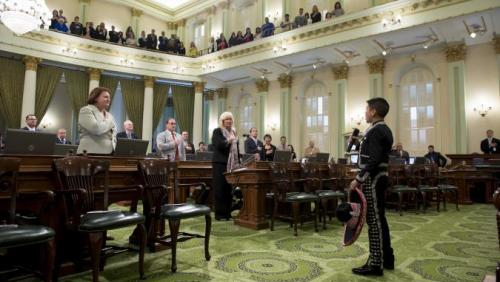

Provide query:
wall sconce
left=62, top=47, right=78, bottom=55
left=40, top=120, right=52, bottom=129
left=382, top=14, right=402, bottom=28
left=474, top=104, right=492, bottom=117
left=267, top=123, right=277, bottom=131
left=267, top=11, right=280, bottom=22
left=351, top=114, right=363, bottom=126
left=120, top=58, right=134, bottom=66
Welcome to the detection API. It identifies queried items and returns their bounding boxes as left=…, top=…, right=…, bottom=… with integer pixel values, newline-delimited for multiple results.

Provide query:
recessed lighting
left=470, top=32, right=477, bottom=38
left=382, top=50, right=387, bottom=56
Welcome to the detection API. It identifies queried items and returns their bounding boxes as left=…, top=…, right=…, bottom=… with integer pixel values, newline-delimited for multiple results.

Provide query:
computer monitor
left=413, top=157, right=427, bottom=165
left=186, top=154, right=196, bottom=161
left=196, top=152, right=213, bottom=161
left=409, top=157, right=416, bottom=165
left=114, top=139, right=149, bottom=157
left=3, top=129, right=56, bottom=155
left=350, top=154, right=359, bottom=164
left=273, top=150, right=292, bottom=162
left=389, top=156, right=405, bottom=164
left=53, top=144, right=79, bottom=156
left=309, top=153, right=330, bottom=163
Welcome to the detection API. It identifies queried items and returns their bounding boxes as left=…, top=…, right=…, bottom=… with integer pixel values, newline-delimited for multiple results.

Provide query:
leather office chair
left=414, top=164, right=441, bottom=213
left=0, top=158, right=55, bottom=282
left=138, top=159, right=211, bottom=272
left=387, top=164, right=419, bottom=215
left=53, top=156, right=146, bottom=282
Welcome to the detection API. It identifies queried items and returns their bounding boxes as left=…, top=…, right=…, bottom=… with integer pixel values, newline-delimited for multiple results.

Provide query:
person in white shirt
left=277, top=136, right=290, bottom=151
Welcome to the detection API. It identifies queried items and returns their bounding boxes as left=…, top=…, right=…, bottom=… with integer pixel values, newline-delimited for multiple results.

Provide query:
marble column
left=219, top=1, right=230, bottom=37
left=166, top=21, right=177, bottom=38
left=142, top=76, right=155, bottom=152
left=193, top=82, right=205, bottom=145
left=131, top=8, right=143, bottom=37
left=446, top=44, right=468, bottom=154
left=87, top=68, right=101, bottom=92
left=495, top=37, right=500, bottom=97
left=216, top=88, right=228, bottom=118
left=367, top=58, right=385, bottom=98
left=78, top=0, right=91, bottom=24
left=332, top=64, right=348, bottom=158
left=203, top=90, right=214, bottom=143
left=282, top=0, right=292, bottom=17
left=21, top=56, right=41, bottom=126
left=277, top=74, right=292, bottom=139
left=176, top=19, right=187, bottom=44
left=255, top=78, right=269, bottom=136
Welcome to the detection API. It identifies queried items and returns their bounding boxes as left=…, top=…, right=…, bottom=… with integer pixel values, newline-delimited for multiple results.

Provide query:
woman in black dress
left=263, top=134, right=277, bottom=161
left=211, top=112, right=240, bottom=220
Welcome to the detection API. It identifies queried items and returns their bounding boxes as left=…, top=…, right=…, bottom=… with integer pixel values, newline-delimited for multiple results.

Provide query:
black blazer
left=480, top=138, right=500, bottom=154
left=116, top=131, right=138, bottom=139
left=211, top=128, right=240, bottom=164
left=263, top=144, right=277, bottom=161
left=311, top=12, right=322, bottom=23
left=244, top=138, right=264, bottom=160
left=425, top=152, right=447, bottom=167
left=55, top=138, right=72, bottom=144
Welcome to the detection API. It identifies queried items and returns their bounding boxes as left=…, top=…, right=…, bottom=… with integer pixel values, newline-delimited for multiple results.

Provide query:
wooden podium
left=225, top=168, right=271, bottom=230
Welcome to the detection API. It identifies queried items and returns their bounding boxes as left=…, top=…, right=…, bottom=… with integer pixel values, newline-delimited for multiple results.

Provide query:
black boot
left=352, top=264, right=383, bottom=276
left=384, top=256, right=395, bottom=270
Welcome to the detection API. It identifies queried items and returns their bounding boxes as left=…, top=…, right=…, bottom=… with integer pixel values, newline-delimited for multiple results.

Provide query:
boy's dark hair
left=428, top=145, right=434, bottom=149
left=336, top=202, right=353, bottom=223
left=366, top=97, right=390, bottom=118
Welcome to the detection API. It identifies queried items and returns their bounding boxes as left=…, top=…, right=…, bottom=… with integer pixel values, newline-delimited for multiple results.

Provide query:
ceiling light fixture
left=0, top=0, right=51, bottom=35
left=463, top=16, right=487, bottom=39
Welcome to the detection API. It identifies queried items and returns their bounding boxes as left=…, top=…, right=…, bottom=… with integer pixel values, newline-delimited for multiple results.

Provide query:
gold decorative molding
left=131, top=8, right=143, bottom=17
left=206, top=91, right=215, bottom=101
left=193, top=81, right=206, bottom=93
left=216, top=88, right=228, bottom=99
left=332, top=64, right=348, bottom=80
left=166, top=21, right=178, bottom=30
left=177, top=19, right=186, bottom=27
left=366, top=58, right=385, bottom=74
left=255, top=78, right=269, bottom=92
left=144, top=76, right=155, bottom=88
left=79, top=0, right=91, bottom=4
left=23, top=56, right=41, bottom=71
left=493, top=37, right=500, bottom=54
left=277, top=74, right=292, bottom=88
left=87, top=68, right=101, bottom=81
left=445, top=44, right=466, bottom=62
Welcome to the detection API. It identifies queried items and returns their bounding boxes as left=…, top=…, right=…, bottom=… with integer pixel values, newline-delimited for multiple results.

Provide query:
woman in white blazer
left=77, top=87, right=117, bottom=155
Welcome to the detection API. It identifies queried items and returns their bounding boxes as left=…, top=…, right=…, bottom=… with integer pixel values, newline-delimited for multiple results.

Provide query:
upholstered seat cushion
left=315, top=190, right=345, bottom=198
left=419, top=185, right=439, bottom=192
left=438, top=184, right=458, bottom=190
left=0, top=225, right=55, bottom=249
left=285, top=192, right=318, bottom=202
left=79, top=210, right=145, bottom=232
left=161, top=204, right=211, bottom=220
left=392, top=185, right=418, bottom=192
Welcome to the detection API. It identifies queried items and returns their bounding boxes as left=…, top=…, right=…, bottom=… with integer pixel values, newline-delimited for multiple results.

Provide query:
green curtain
left=0, top=58, right=25, bottom=128
left=153, top=83, right=169, bottom=130
left=64, top=69, right=89, bottom=113
left=172, top=84, right=195, bottom=135
left=100, top=75, right=119, bottom=101
left=120, top=78, right=144, bottom=136
left=35, top=65, right=63, bottom=120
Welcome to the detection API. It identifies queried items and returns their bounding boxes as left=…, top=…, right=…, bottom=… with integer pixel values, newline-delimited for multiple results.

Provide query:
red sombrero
left=340, top=187, right=367, bottom=246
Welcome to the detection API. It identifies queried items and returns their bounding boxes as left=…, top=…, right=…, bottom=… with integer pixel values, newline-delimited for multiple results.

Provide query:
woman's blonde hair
left=219, top=111, right=234, bottom=128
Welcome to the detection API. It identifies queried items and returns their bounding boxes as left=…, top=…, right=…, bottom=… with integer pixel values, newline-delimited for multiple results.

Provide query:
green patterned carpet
left=61, top=204, right=498, bottom=282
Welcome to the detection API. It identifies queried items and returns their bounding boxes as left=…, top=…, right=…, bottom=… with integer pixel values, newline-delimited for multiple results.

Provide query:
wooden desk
left=447, top=154, right=500, bottom=166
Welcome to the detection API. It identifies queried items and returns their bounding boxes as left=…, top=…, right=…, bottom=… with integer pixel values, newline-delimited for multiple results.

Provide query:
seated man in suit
left=424, top=145, right=447, bottom=167
left=196, top=141, right=207, bottom=153
left=390, top=142, right=410, bottom=163
left=156, top=118, right=185, bottom=160
left=244, top=127, right=264, bottom=161
left=116, top=120, right=138, bottom=139
left=21, top=114, right=40, bottom=131
left=55, top=128, right=71, bottom=144
left=182, top=131, right=195, bottom=154
left=480, top=129, right=500, bottom=154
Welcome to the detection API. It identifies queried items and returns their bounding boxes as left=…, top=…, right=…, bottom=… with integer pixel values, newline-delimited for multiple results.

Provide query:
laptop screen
left=350, top=154, right=359, bottom=164
left=409, top=157, right=415, bottom=165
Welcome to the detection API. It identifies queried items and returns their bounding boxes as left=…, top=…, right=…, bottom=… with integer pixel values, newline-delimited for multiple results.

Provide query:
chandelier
left=0, top=0, right=51, bottom=35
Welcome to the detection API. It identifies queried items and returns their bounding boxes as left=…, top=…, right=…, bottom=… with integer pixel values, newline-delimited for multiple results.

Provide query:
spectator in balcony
left=83, top=22, right=95, bottom=38
left=167, top=34, right=179, bottom=53
left=311, top=5, right=322, bottom=23
left=177, top=42, right=186, bottom=55
left=333, top=1, right=345, bottom=17
left=261, top=17, right=275, bottom=38
left=54, top=17, right=68, bottom=33
left=294, top=8, right=307, bottom=28
left=146, top=29, right=158, bottom=49
left=228, top=32, right=237, bottom=47
left=96, top=22, right=107, bottom=40
left=304, top=12, right=311, bottom=24
left=187, top=42, right=198, bottom=57
left=325, top=12, right=333, bottom=20
left=280, top=13, right=292, bottom=32
left=254, top=27, right=262, bottom=40
left=108, top=25, right=119, bottom=43
left=69, top=16, right=83, bottom=35
left=235, top=31, right=245, bottom=45
left=118, top=31, right=126, bottom=45
left=138, top=30, right=147, bottom=48
left=158, top=31, right=167, bottom=51
left=217, top=33, right=228, bottom=50
left=209, top=36, right=217, bottom=53
left=49, top=10, right=59, bottom=30
left=58, top=9, right=67, bottom=23
left=243, top=27, right=253, bottom=43
left=125, top=26, right=136, bottom=46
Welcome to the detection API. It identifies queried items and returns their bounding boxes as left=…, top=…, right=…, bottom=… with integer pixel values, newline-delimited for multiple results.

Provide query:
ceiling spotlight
left=312, top=64, right=317, bottom=70
left=469, top=32, right=477, bottom=38
left=423, top=44, right=428, bottom=49
left=382, top=50, right=387, bottom=56
left=344, top=59, right=350, bottom=64
left=463, top=16, right=487, bottom=40
left=260, top=74, right=265, bottom=79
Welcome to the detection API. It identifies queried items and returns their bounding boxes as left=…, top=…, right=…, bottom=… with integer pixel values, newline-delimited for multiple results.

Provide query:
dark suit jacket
left=244, top=137, right=264, bottom=160
left=116, top=131, right=138, bottom=139
left=55, top=138, right=72, bottom=144
left=185, top=142, right=195, bottom=154
left=390, top=149, right=410, bottom=163
left=21, top=127, right=41, bottom=131
left=263, top=144, right=277, bottom=161
left=480, top=138, right=500, bottom=154
left=211, top=128, right=240, bottom=164
left=425, top=152, right=447, bottom=167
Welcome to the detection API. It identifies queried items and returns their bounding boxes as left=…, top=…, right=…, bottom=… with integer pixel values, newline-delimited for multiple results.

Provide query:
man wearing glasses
left=22, top=114, right=41, bottom=131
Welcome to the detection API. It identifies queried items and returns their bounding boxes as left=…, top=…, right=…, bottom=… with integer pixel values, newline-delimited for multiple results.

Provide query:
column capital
left=144, top=76, right=155, bottom=88
left=205, top=6, right=217, bottom=15
left=255, top=78, right=269, bottom=92
left=166, top=21, right=177, bottom=30
left=193, top=82, right=206, bottom=93
left=131, top=8, right=143, bottom=17
left=177, top=19, right=186, bottom=27
left=216, top=88, right=228, bottom=99
left=277, top=74, right=292, bottom=88
left=445, top=43, right=466, bottom=62
left=206, top=90, right=215, bottom=101
left=366, top=58, right=385, bottom=74
left=218, top=1, right=229, bottom=10
left=493, top=37, right=500, bottom=54
left=332, top=64, right=349, bottom=80
left=23, top=56, right=41, bottom=71
left=79, top=0, right=91, bottom=4
left=87, top=68, right=101, bottom=81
